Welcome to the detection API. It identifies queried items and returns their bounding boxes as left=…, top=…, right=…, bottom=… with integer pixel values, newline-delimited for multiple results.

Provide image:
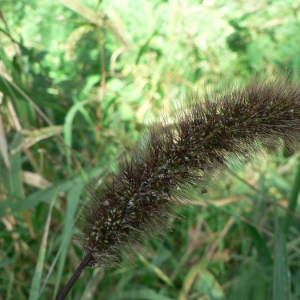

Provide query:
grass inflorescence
left=75, top=76, right=300, bottom=270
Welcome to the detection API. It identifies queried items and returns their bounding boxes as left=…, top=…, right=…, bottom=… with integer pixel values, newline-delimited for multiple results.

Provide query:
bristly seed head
left=74, top=74, right=300, bottom=268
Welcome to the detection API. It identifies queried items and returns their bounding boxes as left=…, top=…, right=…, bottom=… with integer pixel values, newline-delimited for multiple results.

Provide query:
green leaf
left=273, top=226, right=290, bottom=300
left=138, top=254, right=174, bottom=287
left=135, top=29, right=158, bottom=65
left=111, top=288, right=175, bottom=300
left=284, top=159, right=300, bottom=234
left=245, top=223, right=273, bottom=266
left=0, top=167, right=102, bottom=218
left=53, top=182, right=85, bottom=299
left=63, top=99, right=96, bottom=172
left=180, top=261, right=225, bottom=300
left=1, top=133, right=23, bottom=195
left=29, top=196, right=56, bottom=300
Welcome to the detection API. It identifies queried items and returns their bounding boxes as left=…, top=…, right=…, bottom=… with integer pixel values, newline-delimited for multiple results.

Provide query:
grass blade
left=0, top=167, right=102, bottom=218
left=273, top=225, right=290, bottom=300
left=29, top=196, right=56, bottom=300
left=245, top=223, right=273, bottom=266
left=54, top=182, right=85, bottom=299
left=284, top=159, right=300, bottom=234
left=63, top=100, right=96, bottom=173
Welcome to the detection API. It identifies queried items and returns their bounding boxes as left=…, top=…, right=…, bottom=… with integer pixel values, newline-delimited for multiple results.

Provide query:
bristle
left=74, top=75, right=300, bottom=268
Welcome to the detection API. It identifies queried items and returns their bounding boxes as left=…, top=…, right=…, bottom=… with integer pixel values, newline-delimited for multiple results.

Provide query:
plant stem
left=57, top=253, right=94, bottom=300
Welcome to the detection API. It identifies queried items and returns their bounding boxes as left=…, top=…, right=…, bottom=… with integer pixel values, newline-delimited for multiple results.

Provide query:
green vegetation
left=1, top=0, right=300, bottom=299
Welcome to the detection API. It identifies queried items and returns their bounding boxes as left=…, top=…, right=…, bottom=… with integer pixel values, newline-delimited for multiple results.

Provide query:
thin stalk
left=57, top=253, right=94, bottom=300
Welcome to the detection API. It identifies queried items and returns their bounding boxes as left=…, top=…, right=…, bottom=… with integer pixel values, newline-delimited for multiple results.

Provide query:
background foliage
left=1, top=0, right=300, bottom=299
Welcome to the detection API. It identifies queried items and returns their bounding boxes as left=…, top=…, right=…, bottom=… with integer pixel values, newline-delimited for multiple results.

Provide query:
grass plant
left=1, top=0, right=300, bottom=299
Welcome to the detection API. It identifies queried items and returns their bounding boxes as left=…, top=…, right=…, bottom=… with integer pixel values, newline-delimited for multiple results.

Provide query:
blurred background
left=1, top=0, right=300, bottom=299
